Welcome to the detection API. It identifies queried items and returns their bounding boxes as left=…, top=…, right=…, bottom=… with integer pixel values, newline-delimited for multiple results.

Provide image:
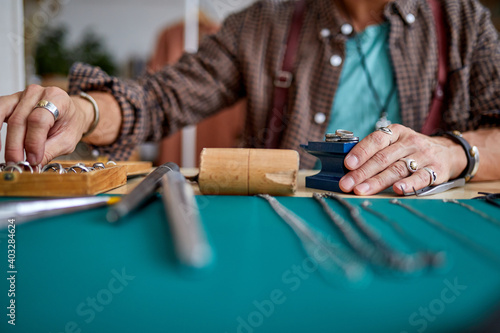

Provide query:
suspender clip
left=274, top=71, right=293, bottom=88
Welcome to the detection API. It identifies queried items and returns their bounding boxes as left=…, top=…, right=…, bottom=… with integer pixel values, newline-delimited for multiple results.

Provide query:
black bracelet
left=436, top=131, right=480, bottom=182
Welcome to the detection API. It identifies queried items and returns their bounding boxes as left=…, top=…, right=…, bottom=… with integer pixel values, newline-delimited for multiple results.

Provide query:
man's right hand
left=0, top=84, right=93, bottom=166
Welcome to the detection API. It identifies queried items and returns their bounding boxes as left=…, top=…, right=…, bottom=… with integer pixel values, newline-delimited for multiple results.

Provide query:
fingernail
left=26, top=153, right=38, bottom=165
left=340, top=176, right=355, bottom=191
left=345, top=155, right=358, bottom=169
left=396, top=183, right=406, bottom=192
left=356, top=183, right=370, bottom=194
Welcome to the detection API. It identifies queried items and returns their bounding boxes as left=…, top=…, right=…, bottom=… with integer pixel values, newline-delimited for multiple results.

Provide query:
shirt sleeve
left=67, top=3, right=256, bottom=160
left=466, top=1, right=500, bottom=129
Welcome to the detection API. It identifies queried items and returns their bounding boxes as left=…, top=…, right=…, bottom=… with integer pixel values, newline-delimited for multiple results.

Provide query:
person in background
left=0, top=0, right=499, bottom=195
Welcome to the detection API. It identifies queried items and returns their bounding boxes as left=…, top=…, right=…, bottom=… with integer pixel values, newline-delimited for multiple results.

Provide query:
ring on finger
left=376, top=126, right=393, bottom=136
left=423, top=167, right=437, bottom=186
left=33, top=100, right=59, bottom=121
left=376, top=126, right=393, bottom=145
left=400, top=158, right=418, bottom=173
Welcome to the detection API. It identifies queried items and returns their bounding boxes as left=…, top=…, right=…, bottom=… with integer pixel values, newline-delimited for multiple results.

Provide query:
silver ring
left=16, top=161, right=33, bottom=173
left=423, top=167, right=437, bottom=186
left=4, top=164, right=23, bottom=173
left=401, top=158, right=418, bottom=173
left=68, top=164, right=90, bottom=173
left=33, top=100, right=59, bottom=121
left=376, top=127, right=393, bottom=136
left=93, top=162, right=105, bottom=170
left=41, top=163, right=65, bottom=174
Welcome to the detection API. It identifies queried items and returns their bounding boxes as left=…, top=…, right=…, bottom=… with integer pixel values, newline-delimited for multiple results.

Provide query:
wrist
left=79, top=92, right=100, bottom=138
left=71, top=91, right=121, bottom=146
left=70, top=94, right=95, bottom=138
left=436, top=131, right=480, bottom=181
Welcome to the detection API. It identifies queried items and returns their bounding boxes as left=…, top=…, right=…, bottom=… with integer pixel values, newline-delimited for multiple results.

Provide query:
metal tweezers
left=473, top=192, right=500, bottom=208
left=402, top=178, right=465, bottom=197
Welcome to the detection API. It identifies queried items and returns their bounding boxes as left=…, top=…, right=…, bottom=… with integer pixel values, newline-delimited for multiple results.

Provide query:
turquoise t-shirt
left=326, top=22, right=401, bottom=140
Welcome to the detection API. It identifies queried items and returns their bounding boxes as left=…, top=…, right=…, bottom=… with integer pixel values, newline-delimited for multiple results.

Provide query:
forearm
left=67, top=62, right=146, bottom=160
left=463, top=128, right=500, bottom=181
left=71, top=91, right=122, bottom=146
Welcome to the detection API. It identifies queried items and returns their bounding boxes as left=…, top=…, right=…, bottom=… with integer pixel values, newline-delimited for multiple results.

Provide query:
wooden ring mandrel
left=198, top=148, right=299, bottom=196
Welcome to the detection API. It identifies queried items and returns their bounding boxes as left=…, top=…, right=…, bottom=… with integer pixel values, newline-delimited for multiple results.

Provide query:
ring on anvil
left=376, top=127, right=393, bottom=136
left=423, top=167, right=437, bottom=186
left=33, top=100, right=59, bottom=121
left=401, top=158, right=418, bottom=173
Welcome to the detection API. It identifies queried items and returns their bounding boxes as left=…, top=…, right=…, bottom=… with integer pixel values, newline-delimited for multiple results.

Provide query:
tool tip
left=164, top=162, right=180, bottom=172
left=106, top=210, right=120, bottom=223
left=107, top=197, right=121, bottom=205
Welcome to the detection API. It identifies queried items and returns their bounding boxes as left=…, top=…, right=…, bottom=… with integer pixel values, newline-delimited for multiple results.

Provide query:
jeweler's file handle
left=0, top=196, right=119, bottom=229
left=107, top=162, right=180, bottom=222
left=161, top=171, right=214, bottom=271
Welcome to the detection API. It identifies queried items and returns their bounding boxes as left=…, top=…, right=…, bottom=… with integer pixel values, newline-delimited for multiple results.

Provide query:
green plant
left=72, top=30, right=117, bottom=75
left=34, top=25, right=72, bottom=76
left=35, top=25, right=117, bottom=77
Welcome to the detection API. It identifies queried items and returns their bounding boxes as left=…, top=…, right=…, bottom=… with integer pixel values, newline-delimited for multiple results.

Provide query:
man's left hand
left=338, top=124, right=467, bottom=195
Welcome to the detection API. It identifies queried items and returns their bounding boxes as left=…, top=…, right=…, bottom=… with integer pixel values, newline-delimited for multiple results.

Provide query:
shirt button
left=340, top=23, right=353, bottom=35
left=406, top=13, right=416, bottom=24
left=330, top=55, right=343, bottom=67
left=314, top=112, right=326, bottom=124
left=320, top=28, right=331, bottom=38
left=436, top=87, right=444, bottom=98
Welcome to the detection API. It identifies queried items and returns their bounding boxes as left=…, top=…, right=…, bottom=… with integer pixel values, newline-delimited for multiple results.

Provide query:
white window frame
left=0, top=0, right=25, bottom=163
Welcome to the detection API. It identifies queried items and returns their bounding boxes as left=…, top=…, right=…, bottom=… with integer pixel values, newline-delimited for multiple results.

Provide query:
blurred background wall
left=24, top=0, right=257, bottom=84
left=0, top=0, right=498, bottom=163
left=21, top=0, right=499, bottom=84
left=0, top=1, right=25, bottom=163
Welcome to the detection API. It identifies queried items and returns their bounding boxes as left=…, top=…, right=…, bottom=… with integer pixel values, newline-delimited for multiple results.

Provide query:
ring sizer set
left=0, top=160, right=152, bottom=197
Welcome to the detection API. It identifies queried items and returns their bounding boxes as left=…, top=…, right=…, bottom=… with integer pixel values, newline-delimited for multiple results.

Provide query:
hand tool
left=474, top=192, right=500, bottom=208
left=390, top=199, right=500, bottom=266
left=401, top=178, right=465, bottom=197
left=0, top=196, right=120, bottom=228
left=161, top=170, right=214, bottom=271
left=107, top=161, right=214, bottom=271
left=259, top=194, right=371, bottom=288
left=360, top=200, right=440, bottom=254
left=443, top=199, right=500, bottom=227
left=107, top=162, right=179, bottom=222
left=314, top=193, right=444, bottom=274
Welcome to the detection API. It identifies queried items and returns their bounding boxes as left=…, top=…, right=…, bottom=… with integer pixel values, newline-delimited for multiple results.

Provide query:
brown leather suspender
left=266, top=0, right=448, bottom=148
left=421, top=0, right=449, bottom=135
left=265, top=0, right=307, bottom=148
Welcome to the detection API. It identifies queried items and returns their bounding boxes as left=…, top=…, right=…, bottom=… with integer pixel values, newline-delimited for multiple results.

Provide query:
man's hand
left=339, top=124, right=468, bottom=195
left=0, top=84, right=92, bottom=166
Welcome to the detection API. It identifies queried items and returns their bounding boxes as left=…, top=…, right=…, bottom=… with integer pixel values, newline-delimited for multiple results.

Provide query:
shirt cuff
left=68, top=62, right=147, bottom=161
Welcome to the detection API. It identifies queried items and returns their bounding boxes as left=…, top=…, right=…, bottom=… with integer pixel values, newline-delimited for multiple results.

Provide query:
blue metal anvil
left=301, top=138, right=358, bottom=192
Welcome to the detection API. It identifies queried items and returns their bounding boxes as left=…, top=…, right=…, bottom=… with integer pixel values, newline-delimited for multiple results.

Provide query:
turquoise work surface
left=1, top=196, right=500, bottom=333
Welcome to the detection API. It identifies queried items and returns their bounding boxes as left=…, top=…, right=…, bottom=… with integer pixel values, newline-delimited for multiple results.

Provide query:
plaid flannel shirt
left=68, top=0, right=500, bottom=168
